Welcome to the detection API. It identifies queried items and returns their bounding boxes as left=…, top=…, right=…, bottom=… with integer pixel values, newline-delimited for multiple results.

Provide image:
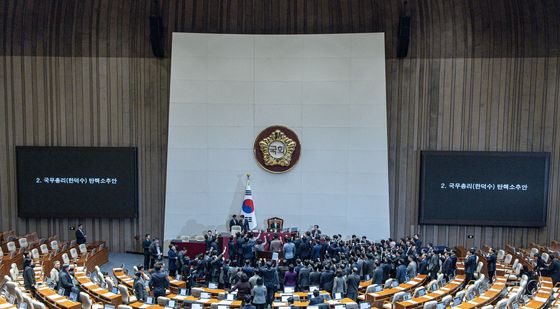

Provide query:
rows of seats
left=349, top=242, right=560, bottom=309
left=2, top=233, right=560, bottom=309
left=0, top=230, right=109, bottom=309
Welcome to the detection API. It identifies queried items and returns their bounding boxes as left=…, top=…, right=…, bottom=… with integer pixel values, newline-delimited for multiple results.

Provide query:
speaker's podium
left=267, top=217, right=283, bottom=233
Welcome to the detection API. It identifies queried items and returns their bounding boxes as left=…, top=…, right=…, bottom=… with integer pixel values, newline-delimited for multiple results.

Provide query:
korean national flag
left=242, top=181, right=257, bottom=230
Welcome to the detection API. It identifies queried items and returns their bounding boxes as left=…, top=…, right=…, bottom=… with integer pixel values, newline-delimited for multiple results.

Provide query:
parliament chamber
left=1, top=1, right=560, bottom=309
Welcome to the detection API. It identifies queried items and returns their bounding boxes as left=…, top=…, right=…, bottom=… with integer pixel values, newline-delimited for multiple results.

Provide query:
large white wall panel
left=165, top=33, right=389, bottom=241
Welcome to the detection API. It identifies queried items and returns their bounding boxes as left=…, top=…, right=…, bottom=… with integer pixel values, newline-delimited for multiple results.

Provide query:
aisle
left=100, top=252, right=144, bottom=273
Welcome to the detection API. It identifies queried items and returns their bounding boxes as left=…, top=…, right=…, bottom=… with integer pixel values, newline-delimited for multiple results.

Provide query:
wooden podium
left=267, top=217, right=283, bottom=233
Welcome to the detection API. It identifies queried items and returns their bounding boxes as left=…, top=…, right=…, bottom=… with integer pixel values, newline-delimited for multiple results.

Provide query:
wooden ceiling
left=1, top=0, right=559, bottom=58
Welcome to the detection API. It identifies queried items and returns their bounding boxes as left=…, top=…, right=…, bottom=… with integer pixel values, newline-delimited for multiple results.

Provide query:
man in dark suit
left=298, top=262, right=311, bottom=292
left=346, top=267, right=361, bottom=301
left=240, top=215, right=250, bottom=232
left=236, top=235, right=246, bottom=265
left=259, top=262, right=279, bottom=306
left=75, top=224, right=86, bottom=245
left=299, top=234, right=311, bottom=260
left=229, top=215, right=239, bottom=231
left=269, top=219, right=281, bottom=232
left=308, top=290, right=324, bottom=305
left=547, top=255, right=560, bottom=284
left=441, top=251, right=453, bottom=281
left=486, top=248, right=497, bottom=282
left=418, top=254, right=429, bottom=275
left=320, top=266, right=335, bottom=292
left=450, top=250, right=458, bottom=275
left=143, top=234, right=152, bottom=270
left=464, top=249, right=477, bottom=283
left=372, top=262, right=384, bottom=285
left=381, top=257, right=392, bottom=281
left=311, top=225, right=321, bottom=238
left=150, top=238, right=163, bottom=268
left=413, top=234, right=422, bottom=254
left=23, top=252, right=32, bottom=269
left=23, top=259, right=36, bottom=296
left=428, top=252, right=440, bottom=280
left=309, top=265, right=321, bottom=288
left=149, top=263, right=170, bottom=300
left=59, top=265, right=76, bottom=296
left=395, top=259, right=407, bottom=283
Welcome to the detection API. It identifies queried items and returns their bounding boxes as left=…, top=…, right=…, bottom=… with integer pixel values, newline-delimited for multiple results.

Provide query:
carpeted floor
left=99, top=252, right=144, bottom=274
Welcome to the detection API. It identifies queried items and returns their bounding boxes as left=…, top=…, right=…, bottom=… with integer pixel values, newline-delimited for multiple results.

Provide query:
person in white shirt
left=50, top=261, right=61, bottom=289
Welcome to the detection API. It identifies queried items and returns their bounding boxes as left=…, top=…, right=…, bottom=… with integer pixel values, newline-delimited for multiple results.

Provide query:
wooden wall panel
left=1, top=0, right=559, bottom=58
left=387, top=57, right=560, bottom=248
left=0, top=56, right=169, bottom=252
left=0, top=0, right=559, bottom=251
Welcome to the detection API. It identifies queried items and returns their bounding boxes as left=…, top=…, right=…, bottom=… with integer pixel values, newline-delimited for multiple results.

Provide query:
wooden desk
left=0, top=296, right=17, bottom=309
left=130, top=295, right=242, bottom=308
left=456, top=261, right=466, bottom=276
left=129, top=303, right=164, bottom=309
left=520, top=277, right=553, bottom=309
left=113, top=268, right=135, bottom=291
left=192, top=287, right=228, bottom=298
left=209, top=299, right=243, bottom=308
left=172, top=295, right=233, bottom=305
left=359, top=279, right=373, bottom=290
left=365, top=275, right=428, bottom=305
left=36, top=285, right=81, bottom=309
left=452, top=276, right=507, bottom=309
left=168, top=277, right=187, bottom=293
left=272, top=298, right=357, bottom=308
left=274, top=290, right=330, bottom=300
left=75, top=271, right=122, bottom=306
left=395, top=275, right=466, bottom=309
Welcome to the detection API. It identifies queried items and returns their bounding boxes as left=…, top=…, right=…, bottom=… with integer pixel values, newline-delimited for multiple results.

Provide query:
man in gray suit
left=134, top=272, right=148, bottom=302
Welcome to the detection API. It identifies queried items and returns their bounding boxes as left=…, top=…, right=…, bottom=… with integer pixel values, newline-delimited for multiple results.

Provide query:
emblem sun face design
left=258, top=129, right=297, bottom=167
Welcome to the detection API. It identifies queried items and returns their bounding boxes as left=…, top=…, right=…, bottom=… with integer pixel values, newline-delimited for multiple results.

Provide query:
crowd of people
left=18, top=224, right=560, bottom=309
left=139, top=228, right=472, bottom=307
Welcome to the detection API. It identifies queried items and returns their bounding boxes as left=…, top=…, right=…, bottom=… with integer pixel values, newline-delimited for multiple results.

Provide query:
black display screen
left=16, top=146, right=138, bottom=218
left=419, top=151, right=549, bottom=227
